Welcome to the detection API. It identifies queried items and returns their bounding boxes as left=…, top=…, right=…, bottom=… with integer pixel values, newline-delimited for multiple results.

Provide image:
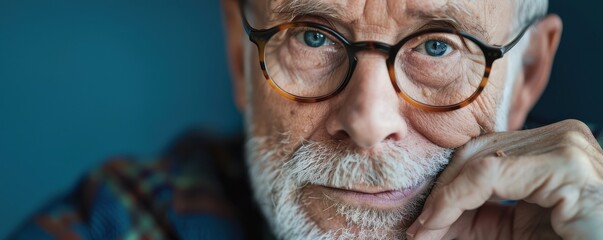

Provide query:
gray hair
left=514, top=0, right=548, bottom=31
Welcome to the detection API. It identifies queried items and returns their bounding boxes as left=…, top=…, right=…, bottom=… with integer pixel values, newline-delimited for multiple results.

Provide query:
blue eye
left=424, top=40, right=450, bottom=56
left=303, top=31, right=327, bottom=47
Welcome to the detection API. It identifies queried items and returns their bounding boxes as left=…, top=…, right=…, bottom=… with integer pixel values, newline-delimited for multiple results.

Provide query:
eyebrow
left=409, top=3, right=490, bottom=41
left=270, top=0, right=342, bottom=22
left=269, top=0, right=490, bottom=41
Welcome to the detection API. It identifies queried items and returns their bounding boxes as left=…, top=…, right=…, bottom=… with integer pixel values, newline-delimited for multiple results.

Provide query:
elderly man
left=9, top=0, right=603, bottom=239
left=222, top=0, right=603, bottom=239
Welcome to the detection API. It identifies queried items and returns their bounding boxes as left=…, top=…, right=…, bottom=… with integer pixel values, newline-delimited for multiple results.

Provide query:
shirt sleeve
left=7, top=131, right=261, bottom=240
left=8, top=153, right=248, bottom=240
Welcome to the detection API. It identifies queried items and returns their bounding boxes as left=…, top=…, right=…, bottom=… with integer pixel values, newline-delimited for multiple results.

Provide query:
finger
left=419, top=156, right=500, bottom=230
left=408, top=210, right=472, bottom=240
left=409, top=207, right=498, bottom=240
left=411, top=227, right=448, bottom=240
left=550, top=119, right=603, bottom=153
left=420, top=149, right=591, bottom=231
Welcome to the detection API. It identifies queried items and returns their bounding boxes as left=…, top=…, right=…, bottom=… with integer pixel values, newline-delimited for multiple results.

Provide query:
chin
left=245, top=134, right=452, bottom=239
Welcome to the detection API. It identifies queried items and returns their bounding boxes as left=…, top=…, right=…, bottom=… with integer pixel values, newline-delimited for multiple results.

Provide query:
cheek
left=407, top=78, right=504, bottom=148
left=408, top=109, right=481, bottom=148
left=246, top=61, right=327, bottom=145
left=244, top=44, right=319, bottom=149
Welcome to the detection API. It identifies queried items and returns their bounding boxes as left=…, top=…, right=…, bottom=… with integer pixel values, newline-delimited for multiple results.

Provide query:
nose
left=326, top=53, right=408, bottom=149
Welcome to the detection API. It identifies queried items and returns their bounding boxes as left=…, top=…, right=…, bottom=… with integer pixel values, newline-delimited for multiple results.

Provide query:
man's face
left=242, top=0, right=519, bottom=238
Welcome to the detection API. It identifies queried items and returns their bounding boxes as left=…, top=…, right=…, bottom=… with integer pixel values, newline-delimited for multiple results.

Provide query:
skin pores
left=241, top=0, right=517, bottom=239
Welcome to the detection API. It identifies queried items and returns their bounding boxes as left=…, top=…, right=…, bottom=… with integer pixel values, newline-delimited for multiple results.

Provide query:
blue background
left=0, top=1, right=601, bottom=238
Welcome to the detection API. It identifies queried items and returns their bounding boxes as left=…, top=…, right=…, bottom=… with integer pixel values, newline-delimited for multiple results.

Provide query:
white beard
left=245, top=135, right=453, bottom=240
left=242, top=29, right=531, bottom=240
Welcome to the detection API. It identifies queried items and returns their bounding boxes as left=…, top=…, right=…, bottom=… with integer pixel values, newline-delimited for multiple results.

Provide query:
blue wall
left=0, top=1, right=241, bottom=237
left=530, top=2, right=603, bottom=125
left=1, top=1, right=602, bottom=239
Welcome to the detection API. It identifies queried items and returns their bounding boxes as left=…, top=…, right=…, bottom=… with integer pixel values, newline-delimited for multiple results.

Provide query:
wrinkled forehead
left=250, top=0, right=515, bottom=43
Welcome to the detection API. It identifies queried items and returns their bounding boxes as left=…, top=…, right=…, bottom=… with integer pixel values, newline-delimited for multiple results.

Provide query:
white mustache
left=284, top=139, right=454, bottom=190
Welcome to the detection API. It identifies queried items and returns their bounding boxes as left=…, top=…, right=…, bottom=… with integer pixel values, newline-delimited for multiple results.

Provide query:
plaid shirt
left=8, top=131, right=270, bottom=240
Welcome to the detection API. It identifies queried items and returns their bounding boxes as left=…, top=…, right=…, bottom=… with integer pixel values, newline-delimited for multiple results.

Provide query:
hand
left=406, top=120, right=603, bottom=240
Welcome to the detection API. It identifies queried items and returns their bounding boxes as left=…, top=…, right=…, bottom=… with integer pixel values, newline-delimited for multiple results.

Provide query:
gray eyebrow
left=269, top=0, right=490, bottom=41
left=408, top=2, right=490, bottom=41
left=270, top=0, right=342, bottom=22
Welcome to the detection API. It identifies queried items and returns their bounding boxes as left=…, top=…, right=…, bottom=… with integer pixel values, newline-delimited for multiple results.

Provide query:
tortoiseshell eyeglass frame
left=239, top=0, right=539, bottom=112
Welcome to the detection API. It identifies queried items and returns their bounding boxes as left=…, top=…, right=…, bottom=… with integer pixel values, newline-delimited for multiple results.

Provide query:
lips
left=318, top=183, right=424, bottom=210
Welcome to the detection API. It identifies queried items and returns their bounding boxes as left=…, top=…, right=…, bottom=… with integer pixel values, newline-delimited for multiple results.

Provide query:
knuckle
left=465, top=157, right=499, bottom=183
left=559, top=130, right=586, bottom=145
left=437, top=184, right=470, bottom=209
left=558, top=145, right=584, bottom=159
left=557, top=145, right=591, bottom=173
left=560, top=119, right=592, bottom=136
left=438, top=185, right=456, bottom=203
left=472, top=156, right=499, bottom=172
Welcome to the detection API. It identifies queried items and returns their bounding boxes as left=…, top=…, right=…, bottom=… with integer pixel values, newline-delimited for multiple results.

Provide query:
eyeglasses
left=240, top=2, right=537, bottom=112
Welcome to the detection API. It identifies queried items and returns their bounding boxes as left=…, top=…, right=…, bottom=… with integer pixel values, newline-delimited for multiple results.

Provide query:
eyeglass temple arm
left=238, top=0, right=253, bottom=35
left=500, top=18, right=541, bottom=54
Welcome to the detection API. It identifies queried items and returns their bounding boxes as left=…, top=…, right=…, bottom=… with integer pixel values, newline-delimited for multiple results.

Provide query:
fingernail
left=406, top=221, right=420, bottom=239
left=418, top=205, right=433, bottom=225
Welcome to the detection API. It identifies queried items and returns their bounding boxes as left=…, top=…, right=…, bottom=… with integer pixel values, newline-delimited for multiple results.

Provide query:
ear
left=221, top=0, right=246, bottom=111
left=508, top=14, right=563, bottom=130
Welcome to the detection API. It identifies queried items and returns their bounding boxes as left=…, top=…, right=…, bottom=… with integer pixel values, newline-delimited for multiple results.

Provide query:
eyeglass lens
left=263, top=26, right=487, bottom=106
